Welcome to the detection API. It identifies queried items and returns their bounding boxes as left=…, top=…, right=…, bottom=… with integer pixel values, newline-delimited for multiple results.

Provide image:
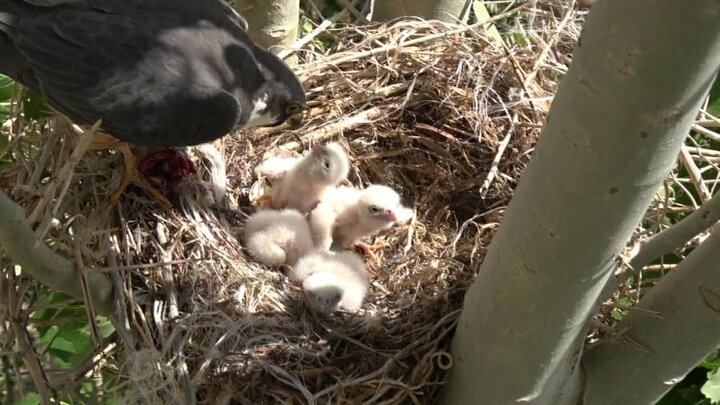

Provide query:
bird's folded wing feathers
left=13, top=9, right=242, bottom=146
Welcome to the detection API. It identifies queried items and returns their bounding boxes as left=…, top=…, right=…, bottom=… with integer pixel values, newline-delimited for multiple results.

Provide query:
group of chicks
left=242, top=142, right=412, bottom=314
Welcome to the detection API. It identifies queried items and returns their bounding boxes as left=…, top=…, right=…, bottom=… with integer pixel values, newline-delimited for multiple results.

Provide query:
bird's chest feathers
left=333, top=210, right=362, bottom=247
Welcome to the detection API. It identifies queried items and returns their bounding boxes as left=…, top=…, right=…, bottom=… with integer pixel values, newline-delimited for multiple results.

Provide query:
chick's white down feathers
left=253, top=155, right=300, bottom=179
left=268, top=143, right=350, bottom=213
left=309, top=184, right=413, bottom=250
left=243, top=209, right=314, bottom=266
left=290, top=251, right=369, bottom=313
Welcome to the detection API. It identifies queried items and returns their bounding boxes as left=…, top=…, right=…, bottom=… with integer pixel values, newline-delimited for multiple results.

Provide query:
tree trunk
left=440, top=0, right=720, bottom=403
left=582, top=227, right=720, bottom=403
left=371, top=0, right=471, bottom=24
left=235, top=0, right=300, bottom=63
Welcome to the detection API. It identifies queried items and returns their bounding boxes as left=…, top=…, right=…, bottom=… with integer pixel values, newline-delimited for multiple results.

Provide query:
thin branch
left=617, top=190, right=720, bottom=285
left=28, top=119, right=102, bottom=225
left=583, top=229, right=720, bottom=403
left=7, top=275, right=51, bottom=405
left=0, top=190, right=114, bottom=315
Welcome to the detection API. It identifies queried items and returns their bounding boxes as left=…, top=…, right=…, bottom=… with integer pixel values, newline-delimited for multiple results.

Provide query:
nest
left=0, top=10, right=583, bottom=404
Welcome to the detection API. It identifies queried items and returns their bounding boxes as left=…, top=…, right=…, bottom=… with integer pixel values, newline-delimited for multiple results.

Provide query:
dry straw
left=13, top=3, right=714, bottom=403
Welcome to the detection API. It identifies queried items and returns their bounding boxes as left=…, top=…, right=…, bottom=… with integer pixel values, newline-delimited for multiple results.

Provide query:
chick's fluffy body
left=243, top=209, right=314, bottom=266
left=310, top=185, right=412, bottom=250
left=290, top=250, right=369, bottom=313
left=270, top=143, right=349, bottom=213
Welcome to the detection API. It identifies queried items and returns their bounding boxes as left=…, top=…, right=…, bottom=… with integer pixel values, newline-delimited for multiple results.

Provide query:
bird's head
left=307, top=142, right=350, bottom=185
left=302, top=271, right=345, bottom=313
left=245, top=47, right=307, bottom=128
left=357, top=185, right=413, bottom=228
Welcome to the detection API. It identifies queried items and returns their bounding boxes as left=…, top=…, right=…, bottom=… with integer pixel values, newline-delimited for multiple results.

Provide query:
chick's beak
left=386, top=210, right=397, bottom=222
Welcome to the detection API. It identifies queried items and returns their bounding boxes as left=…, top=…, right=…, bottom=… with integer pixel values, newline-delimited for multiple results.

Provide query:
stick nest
left=1, top=13, right=580, bottom=404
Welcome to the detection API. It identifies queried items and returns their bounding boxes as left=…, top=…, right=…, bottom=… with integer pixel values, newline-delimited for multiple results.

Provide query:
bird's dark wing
left=9, top=0, right=247, bottom=146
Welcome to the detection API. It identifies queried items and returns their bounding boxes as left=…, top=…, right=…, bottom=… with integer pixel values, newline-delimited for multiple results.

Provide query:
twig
left=108, top=235, right=135, bottom=352
left=156, top=222, right=179, bottom=319
left=680, top=144, right=712, bottom=202
left=692, top=123, right=720, bottom=141
left=337, top=0, right=367, bottom=24
left=277, top=0, right=361, bottom=60
left=523, top=3, right=575, bottom=88
left=7, top=274, right=51, bottom=405
left=614, top=190, right=720, bottom=287
left=277, top=105, right=391, bottom=152
left=479, top=114, right=516, bottom=197
left=311, top=3, right=531, bottom=67
left=28, top=119, right=102, bottom=225
left=72, top=239, right=102, bottom=347
left=279, top=19, right=334, bottom=60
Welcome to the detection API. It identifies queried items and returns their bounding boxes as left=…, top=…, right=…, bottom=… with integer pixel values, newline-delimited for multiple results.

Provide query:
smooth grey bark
left=630, top=190, right=720, bottom=272
left=441, top=0, right=720, bottom=403
left=235, top=0, right=300, bottom=59
left=582, top=229, right=720, bottom=404
left=371, top=0, right=471, bottom=24
left=599, top=190, right=720, bottom=299
left=0, top=190, right=113, bottom=315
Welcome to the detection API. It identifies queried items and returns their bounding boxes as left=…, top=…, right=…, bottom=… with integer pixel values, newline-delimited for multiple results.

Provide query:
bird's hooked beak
left=385, top=210, right=397, bottom=222
left=286, top=102, right=305, bottom=128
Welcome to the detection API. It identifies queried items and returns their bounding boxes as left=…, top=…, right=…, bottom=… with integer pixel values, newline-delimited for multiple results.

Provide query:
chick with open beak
left=308, top=184, right=413, bottom=256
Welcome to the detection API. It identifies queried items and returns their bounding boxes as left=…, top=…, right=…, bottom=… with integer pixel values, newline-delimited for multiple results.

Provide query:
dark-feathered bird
left=0, top=0, right=306, bottom=206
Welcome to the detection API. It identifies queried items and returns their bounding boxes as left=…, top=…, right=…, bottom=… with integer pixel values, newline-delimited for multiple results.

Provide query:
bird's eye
left=286, top=103, right=305, bottom=127
left=321, top=158, right=331, bottom=171
left=287, top=102, right=303, bottom=115
left=369, top=205, right=382, bottom=214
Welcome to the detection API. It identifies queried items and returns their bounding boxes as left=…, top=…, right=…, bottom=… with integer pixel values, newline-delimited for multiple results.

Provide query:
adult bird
left=0, top=0, right=306, bottom=207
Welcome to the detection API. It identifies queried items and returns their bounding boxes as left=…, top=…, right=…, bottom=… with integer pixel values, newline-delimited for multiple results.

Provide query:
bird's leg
left=108, top=144, right=173, bottom=208
left=355, top=242, right=385, bottom=260
left=87, top=134, right=173, bottom=208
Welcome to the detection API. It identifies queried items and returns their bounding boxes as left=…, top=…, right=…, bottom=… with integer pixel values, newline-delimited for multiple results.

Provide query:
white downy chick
left=289, top=250, right=369, bottom=313
left=309, top=184, right=413, bottom=251
left=254, top=155, right=301, bottom=180
left=269, top=142, right=350, bottom=213
left=243, top=209, right=314, bottom=266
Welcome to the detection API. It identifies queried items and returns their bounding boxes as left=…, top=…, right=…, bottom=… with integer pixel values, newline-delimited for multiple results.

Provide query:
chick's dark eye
left=369, top=206, right=381, bottom=214
left=321, top=158, right=331, bottom=170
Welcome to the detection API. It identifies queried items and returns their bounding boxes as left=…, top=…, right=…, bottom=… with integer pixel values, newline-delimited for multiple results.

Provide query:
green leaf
left=707, top=73, right=720, bottom=117
left=0, top=74, right=15, bottom=102
left=23, top=89, right=53, bottom=120
left=12, top=393, right=41, bottom=405
left=302, top=18, right=314, bottom=34
left=702, top=370, right=720, bottom=403
left=473, top=1, right=504, bottom=47
left=701, top=349, right=720, bottom=371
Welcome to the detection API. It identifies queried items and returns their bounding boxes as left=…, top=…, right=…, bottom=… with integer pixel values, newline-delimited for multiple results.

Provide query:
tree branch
left=441, top=0, right=720, bottom=402
left=582, top=228, right=720, bottom=403
left=0, top=189, right=114, bottom=315
left=620, top=190, right=720, bottom=284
